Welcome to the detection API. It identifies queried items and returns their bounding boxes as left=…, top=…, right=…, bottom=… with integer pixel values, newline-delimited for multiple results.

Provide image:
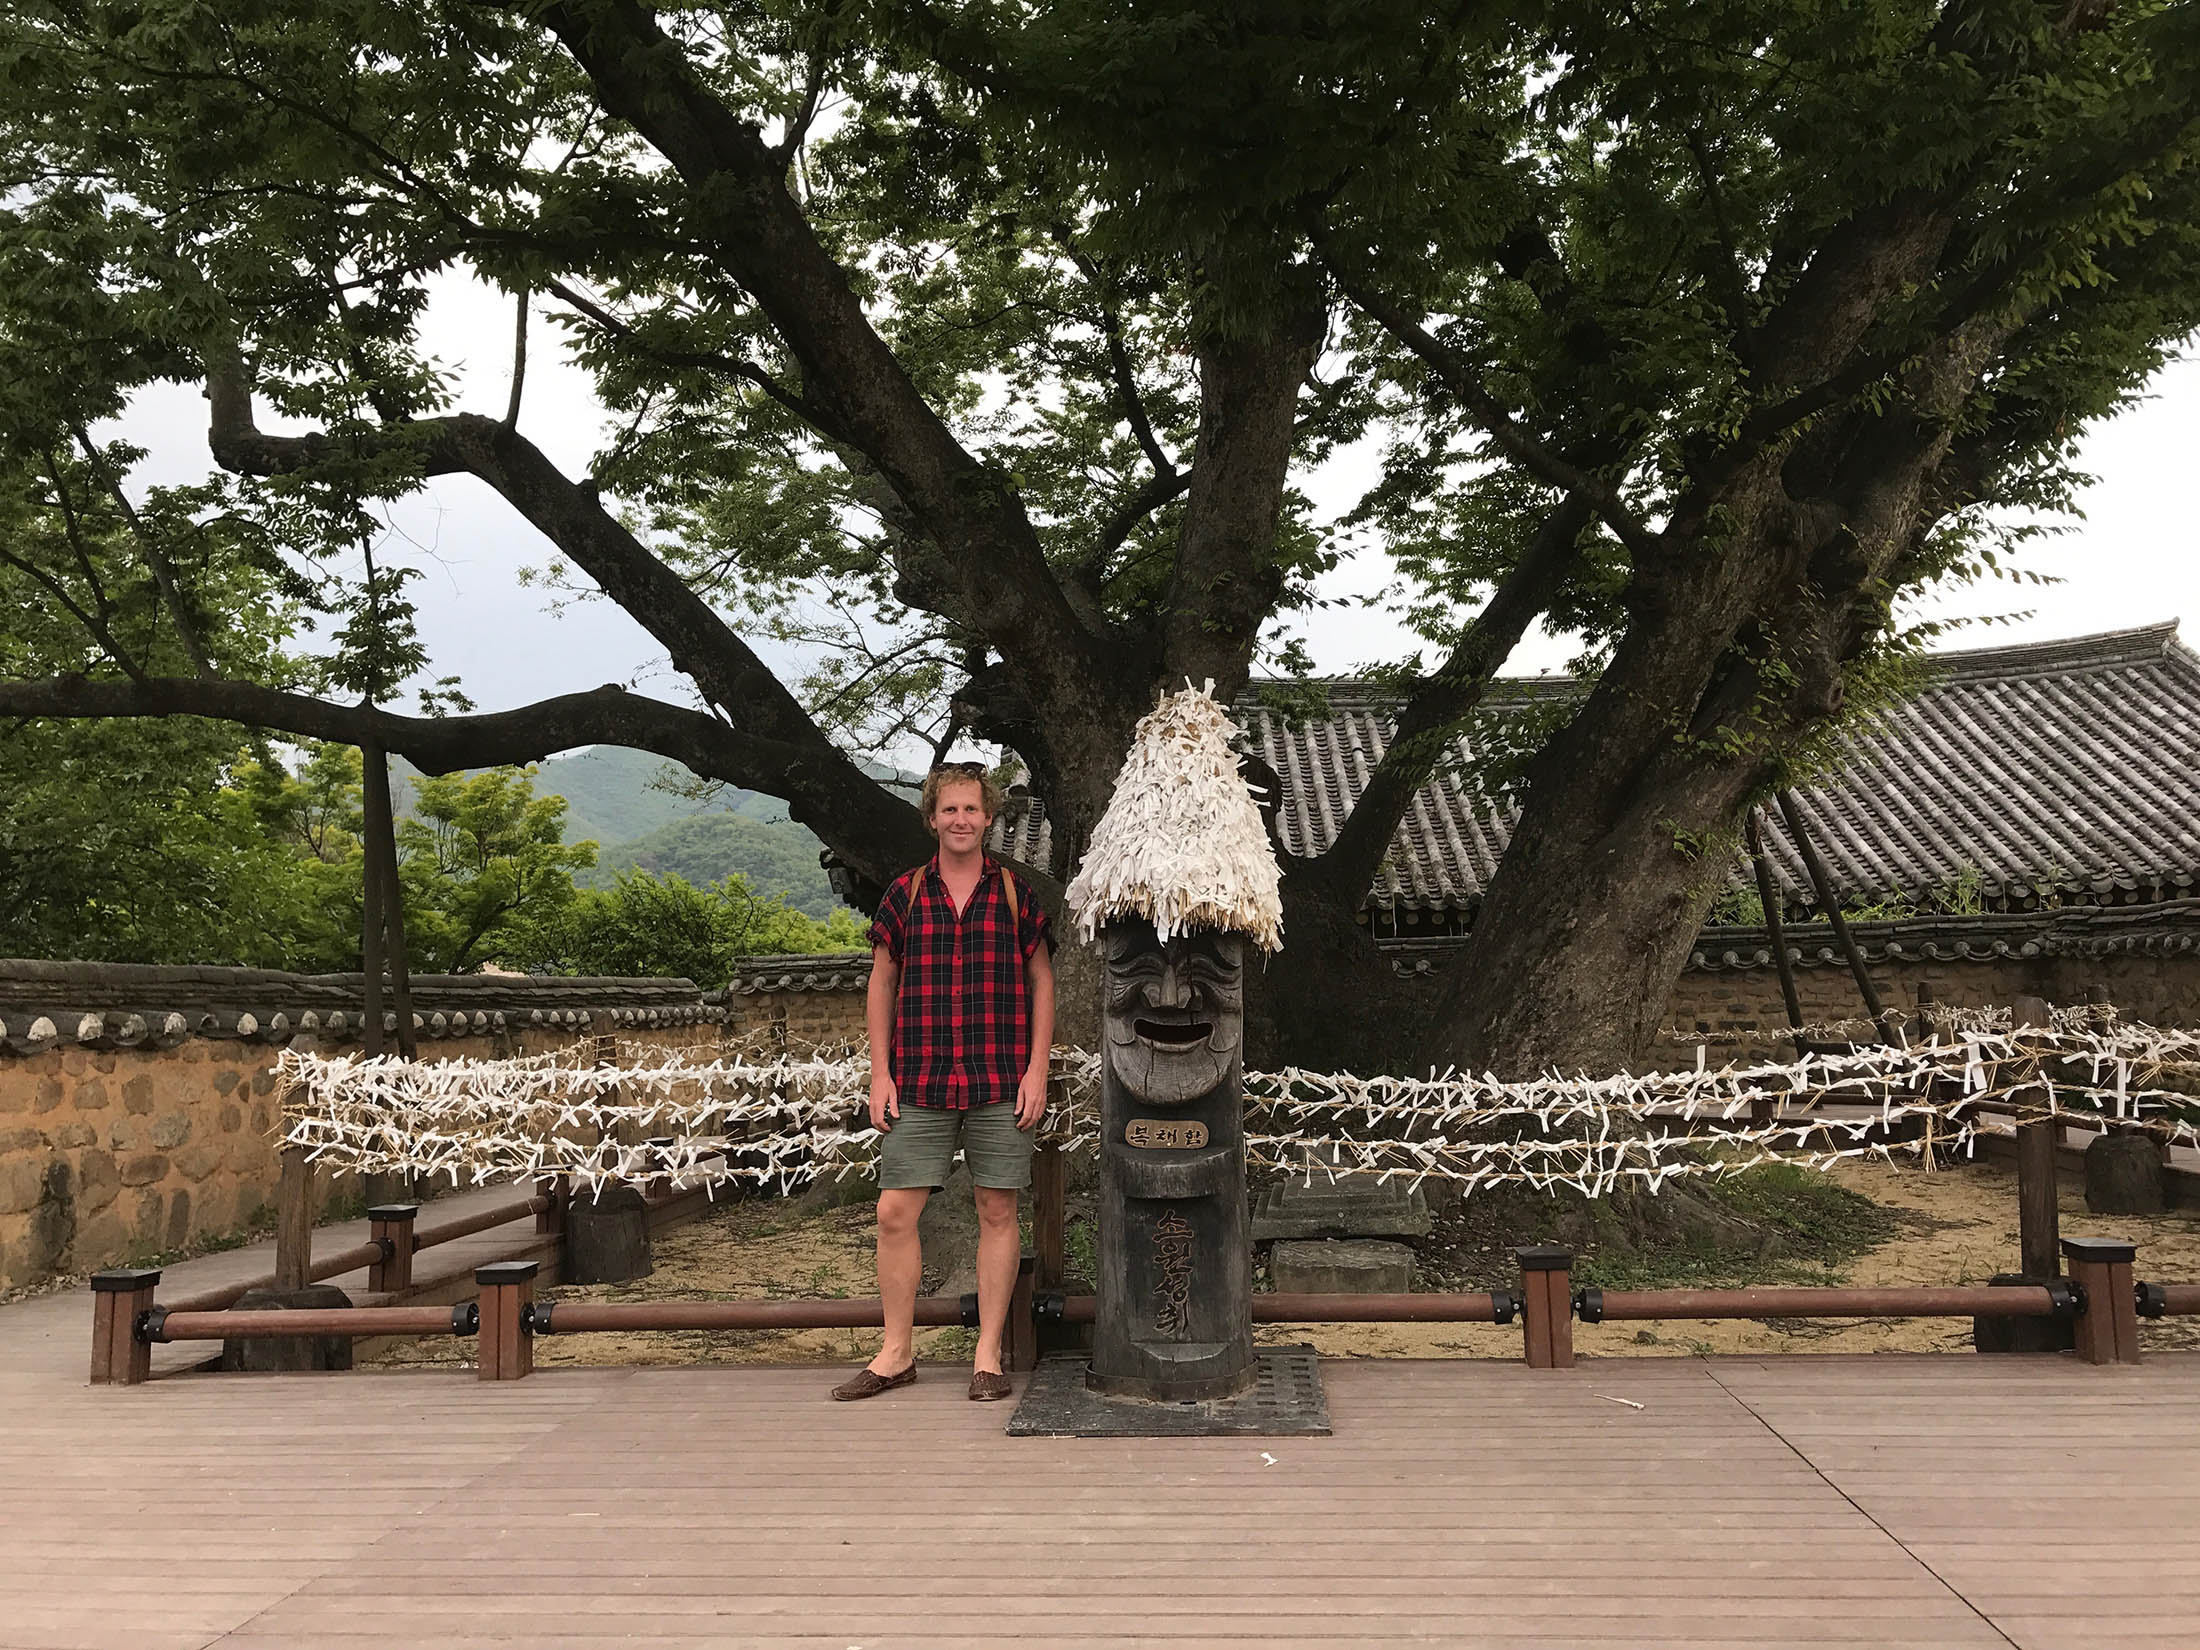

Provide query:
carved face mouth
left=1134, top=1015, right=1215, bottom=1048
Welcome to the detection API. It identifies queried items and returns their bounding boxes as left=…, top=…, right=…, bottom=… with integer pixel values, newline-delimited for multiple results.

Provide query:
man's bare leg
left=972, top=1185, right=1021, bottom=1375
left=871, top=1187, right=929, bottom=1375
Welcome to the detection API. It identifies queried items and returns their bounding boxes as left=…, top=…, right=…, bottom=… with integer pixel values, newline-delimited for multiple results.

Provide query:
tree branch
left=198, top=350, right=934, bottom=885
left=1161, top=285, right=1327, bottom=692
left=1313, top=493, right=1596, bottom=900
left=0, top=672, right=937, bottom=888
left=70, top=425, right=218, bottom=679
left=519, top=0, right=1127, bottom=752
left=1317, top=242, right=1663, bottom=562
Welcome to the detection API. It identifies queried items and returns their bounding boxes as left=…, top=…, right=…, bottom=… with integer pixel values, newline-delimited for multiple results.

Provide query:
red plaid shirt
left=867, top=855, right=1053, bottom=1110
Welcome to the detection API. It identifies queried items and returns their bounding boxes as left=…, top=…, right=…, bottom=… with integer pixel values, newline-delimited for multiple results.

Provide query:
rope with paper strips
left=277, top=1016, right=2200, bottom=1198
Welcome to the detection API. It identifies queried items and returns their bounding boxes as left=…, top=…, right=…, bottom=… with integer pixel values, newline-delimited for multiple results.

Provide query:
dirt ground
left=365, top=1157, right=2200, bottom=1371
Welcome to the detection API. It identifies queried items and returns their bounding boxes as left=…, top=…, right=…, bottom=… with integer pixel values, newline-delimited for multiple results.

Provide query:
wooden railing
left=90, top=1235, right=2180, bottom=1386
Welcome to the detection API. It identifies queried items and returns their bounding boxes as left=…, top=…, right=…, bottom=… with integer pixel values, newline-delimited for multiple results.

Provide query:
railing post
left=475, top=1261, right=538, bottom=1382
left=367, top=1204, right=418, bottom=1294
left=90, top=1268, right=161, bottom=1386
left=1008, top=1252, right=1039, bottom=1373
left=1032, top=1132, right=1066, bottom=1291
left=2063, top=1237, right=2140, bottom=1366
left=1515, top=1245, right=1574, bottom=1369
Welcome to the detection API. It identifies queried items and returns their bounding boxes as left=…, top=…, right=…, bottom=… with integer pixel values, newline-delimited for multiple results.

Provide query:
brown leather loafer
left=831, top=1363, right=917, bottom=1401
left=967, top=1369, right=1013, bottom=1402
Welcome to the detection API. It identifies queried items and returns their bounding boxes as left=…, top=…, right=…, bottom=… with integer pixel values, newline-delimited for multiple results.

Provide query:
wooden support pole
left=1008, top=1253, right=1039, bottom=1373
left=1774, top=790, right=1892, bottom=1042
left=1745, top=809, right=1807, bottom=1057
left=89, top=1268, right=161, bottom=1386
left=274, top=1144, right=313, bottom=1290
left=474, top=1261, right=537, bottom=1381
left=2063, top=1237, right=2141, bottom=1366
left=2011, top=993, right=2061, bottom=1279
left=1515, top=1245, right=1574, bottom=1369
left=535, top=1175, right=569, bottom=1237
left=360, top=743, right=417, bottom=1061
left=1032, top=1129, right=1066, bottom=1291
left=367, top=1204, right=418, bottom=1294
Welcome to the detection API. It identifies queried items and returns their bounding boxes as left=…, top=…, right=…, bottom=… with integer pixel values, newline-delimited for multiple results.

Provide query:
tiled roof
left=992, top=622, right=2200, bottom=913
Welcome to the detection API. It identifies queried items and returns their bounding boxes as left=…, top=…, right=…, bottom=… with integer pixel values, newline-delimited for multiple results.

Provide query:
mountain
left=528, top=746, right=787, bottom=846
left=580, top=812, right=840, bottom=916
left=389, top=744, right=926, bottom=916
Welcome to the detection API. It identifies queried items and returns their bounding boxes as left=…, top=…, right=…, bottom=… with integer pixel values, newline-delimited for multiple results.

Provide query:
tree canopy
left=1, top=0, right=2194, bottom=1069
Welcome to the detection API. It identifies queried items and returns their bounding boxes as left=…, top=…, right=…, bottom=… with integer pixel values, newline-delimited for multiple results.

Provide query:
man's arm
left=867, top=944, right=900, bottom=1130
left=1015, top=943, right=1055, bottom=1130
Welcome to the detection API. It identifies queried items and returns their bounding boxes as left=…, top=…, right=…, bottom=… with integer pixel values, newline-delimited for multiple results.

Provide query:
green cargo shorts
left=877, top=1099, right=1034, bottom=1191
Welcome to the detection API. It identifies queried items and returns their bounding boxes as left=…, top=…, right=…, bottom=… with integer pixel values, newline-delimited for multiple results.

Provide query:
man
left=831, top=761, right=1055, bottom=1402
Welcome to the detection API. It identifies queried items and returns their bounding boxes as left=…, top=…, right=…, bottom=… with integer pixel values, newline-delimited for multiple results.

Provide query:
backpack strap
left=999, top=864, right=1020, bottom=927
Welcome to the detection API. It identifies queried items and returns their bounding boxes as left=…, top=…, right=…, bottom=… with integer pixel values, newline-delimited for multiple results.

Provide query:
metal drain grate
left=1006, top=1346, right=1331, bottom=1438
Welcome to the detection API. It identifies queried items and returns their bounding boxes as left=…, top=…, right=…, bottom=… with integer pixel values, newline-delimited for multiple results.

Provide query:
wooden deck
left=4, top=1317, right=2197, bottom=1648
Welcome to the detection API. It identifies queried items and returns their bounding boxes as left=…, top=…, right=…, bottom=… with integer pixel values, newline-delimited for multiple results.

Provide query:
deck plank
left=0, top=1316, right=2193, bottom=1648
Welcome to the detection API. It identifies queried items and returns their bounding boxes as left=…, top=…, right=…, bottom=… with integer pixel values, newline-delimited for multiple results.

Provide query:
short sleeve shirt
left=866, top=855, right=1054, bottom=1109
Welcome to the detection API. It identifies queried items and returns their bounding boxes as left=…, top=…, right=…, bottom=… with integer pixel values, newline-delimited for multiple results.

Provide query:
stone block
left=34, top=1076, right=67, bottom=1114
left=217, top=1103, right=244, bottom=1135
left=213, top=1068, right=243, bottom=1095
left=0, top=1158, right=49, bottom=1217
left=1251, top=1176, right=1431, bottom=1241
left=150, top=1112, right=192, bottom=1149
left=165, top=1188, right=191, bottom=1248
left=252, top=1067, right=277, bottom=1096
left=119, top=1152, right=170, bottom=1188
left=107, top=1117, right=145, bottom=1153
left=2085, top=1132, right=2165, bottom=1216
left=75, top=1149, right=119, bottom=1215
left=50, top=1121, right=94, bottom=1150
left=121, top=1075, right=154, bottom=1114
left=219, top=1284, right=356, bottom=1373
left=1269, top=1239, right=1416, bottom=1295
left=0, top=1125, right=45, bottom=1156
left=173, top=1141, right=227, bottom=1183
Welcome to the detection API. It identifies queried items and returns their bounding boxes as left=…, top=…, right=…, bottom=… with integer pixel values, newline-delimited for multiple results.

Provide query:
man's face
left=927, top=777, right=991, bottom=856
left=1102, top=920, right=1245, bottom=1106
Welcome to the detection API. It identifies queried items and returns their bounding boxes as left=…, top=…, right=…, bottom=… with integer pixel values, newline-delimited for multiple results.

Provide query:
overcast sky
left=112, top=273, right=2199, bottom=733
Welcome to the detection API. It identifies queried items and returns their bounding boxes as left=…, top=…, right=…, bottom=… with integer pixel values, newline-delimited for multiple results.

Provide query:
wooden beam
left=1745, top=809, right=1807, bottom=1057
left=1775, top=789, right=1893, bottom=1042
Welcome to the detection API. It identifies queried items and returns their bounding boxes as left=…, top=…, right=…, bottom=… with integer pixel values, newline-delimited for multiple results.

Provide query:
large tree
left=1, top=0, right=2194, bottom=1070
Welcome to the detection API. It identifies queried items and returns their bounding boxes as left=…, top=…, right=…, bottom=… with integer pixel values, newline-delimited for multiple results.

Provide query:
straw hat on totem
left=1064, top=684, right=1284, bottom=953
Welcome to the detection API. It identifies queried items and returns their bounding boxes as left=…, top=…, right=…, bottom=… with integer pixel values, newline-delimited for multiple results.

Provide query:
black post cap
left=366, top=1203, right=420, bottom=1222
left=451, top=1301, right=481, bottom=1336
left=1575, top=1286, right=1605, bottom=1324
left=90, top=1267, right=162, bottom=1291
left=1489, top=1289, right=1517, bottom=1326
left=2136, top=1281, right=2169, bottom=1320
left=474, top=1260, right=540, bottom=1285
left=958, top=1291, right=981, bottom=1328
left=2061, top=1237, right=2137, bottom=1265
left=1514, top=1244, right=1574, bottom=1271
left=525, top=1300, right=554, bottom=1335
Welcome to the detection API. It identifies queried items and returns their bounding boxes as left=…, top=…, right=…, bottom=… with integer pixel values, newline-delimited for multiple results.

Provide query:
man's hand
left=1014, top=1066, right=1047, bottom=1131
left=869, top=1071, right=899, bottom=1133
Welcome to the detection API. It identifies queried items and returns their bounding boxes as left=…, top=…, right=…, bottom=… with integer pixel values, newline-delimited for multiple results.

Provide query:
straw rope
left=277, top=1019, right=2200, bottom=1199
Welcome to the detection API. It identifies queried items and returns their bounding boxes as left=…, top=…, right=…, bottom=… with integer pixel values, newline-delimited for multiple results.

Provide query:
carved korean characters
left=1088, top=917, right=1257, bottom=1401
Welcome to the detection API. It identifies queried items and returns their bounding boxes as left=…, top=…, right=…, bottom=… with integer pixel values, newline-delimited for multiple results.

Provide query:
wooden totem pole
left=1065, top=687, right=1283, bottom=1405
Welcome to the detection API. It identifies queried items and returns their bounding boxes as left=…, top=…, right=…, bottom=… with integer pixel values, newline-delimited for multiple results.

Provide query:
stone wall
left=0, top=962, right=721, bottom=1291
left=1655, top=900, right=2200, bottom=1056
left=719, top=954, right=873, bottom=1051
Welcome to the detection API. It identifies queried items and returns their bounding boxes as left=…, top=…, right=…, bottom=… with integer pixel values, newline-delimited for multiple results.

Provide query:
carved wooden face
left=1101, top=920, right=1245, bottom=1105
